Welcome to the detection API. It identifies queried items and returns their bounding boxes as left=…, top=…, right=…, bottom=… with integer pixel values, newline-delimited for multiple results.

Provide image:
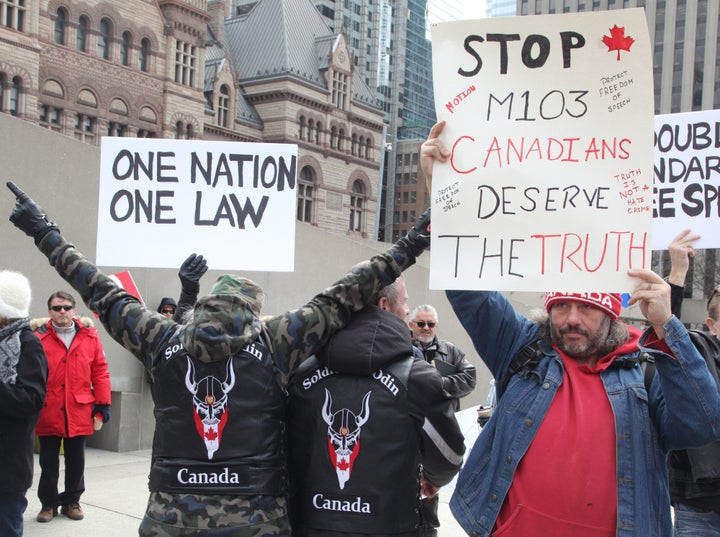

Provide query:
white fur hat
left=0, top=271, right=31, bottom=319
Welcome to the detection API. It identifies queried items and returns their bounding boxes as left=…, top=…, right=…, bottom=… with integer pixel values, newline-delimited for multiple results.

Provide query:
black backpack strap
left=641, top=354, right=655, bottom=393
left=500, top=338, right=544, bottom=397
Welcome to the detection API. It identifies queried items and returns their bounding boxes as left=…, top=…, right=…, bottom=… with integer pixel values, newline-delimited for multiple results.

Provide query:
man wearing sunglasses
left=409, top=303, right=476, bottom=537
left=32, top=291, right=111, bottom=524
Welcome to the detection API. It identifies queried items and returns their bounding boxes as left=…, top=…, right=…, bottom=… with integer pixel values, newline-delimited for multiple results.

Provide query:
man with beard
left=408, top=304, right=474, bottom=537
left=420, top=120, right=720, bottom=537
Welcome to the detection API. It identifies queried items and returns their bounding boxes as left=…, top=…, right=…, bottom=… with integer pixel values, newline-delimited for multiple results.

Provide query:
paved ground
left=22, top=447, right=469, bottom=536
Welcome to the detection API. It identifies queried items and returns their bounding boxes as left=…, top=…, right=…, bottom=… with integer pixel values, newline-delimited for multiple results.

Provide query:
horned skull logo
left=322, top=388, right=371, bottom=489
left=185, top=357, right=235, bottom=459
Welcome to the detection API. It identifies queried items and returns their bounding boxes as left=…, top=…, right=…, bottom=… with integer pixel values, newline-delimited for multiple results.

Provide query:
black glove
left=398, top=207, right=431, bottom=258
left=93, top=404, right=111, bottom=423
left=178, top=253, right=208, bottom=293
left=7, top=182, right=59, bottom=245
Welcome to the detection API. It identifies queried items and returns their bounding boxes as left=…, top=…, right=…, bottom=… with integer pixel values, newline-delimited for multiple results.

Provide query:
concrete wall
left=0, top=114, right=500, bottom=451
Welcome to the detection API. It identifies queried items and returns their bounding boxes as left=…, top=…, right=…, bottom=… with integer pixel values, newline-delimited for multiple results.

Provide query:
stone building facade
left=0, top=0, right=386, bottom=239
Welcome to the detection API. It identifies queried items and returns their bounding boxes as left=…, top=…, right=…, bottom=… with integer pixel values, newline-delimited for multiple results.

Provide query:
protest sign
left=652, top=109, right=720, bottom=250
left=97, top=138, right=297, bottom=271
left=429, top=8, right=654, bottom=292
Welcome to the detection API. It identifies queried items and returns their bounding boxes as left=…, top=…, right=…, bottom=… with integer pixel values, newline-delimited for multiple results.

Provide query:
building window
left=77, top=15, right=89, bottom=52
left=74, top=113, right=95, bottom=143
left=217, top=84, right=230, bottom=127
left=351, top=133, right=357, bottom=155
left=39, top=104, right=63, bottom=132
left=338, top=129, right=345, bottom=151
left=315, top=122, right=322, bottom=144
left=349, top=180, right=365, bottom=233
left=297, top=166, right=315, bottom=223
left=1, top=0, right=25, bottom=31
left=54, top=8, right=68, bottom=45
left=9, top=76, right=21, bottom=116
left=107, top=121, right=126, bottom=136
left=332, top=71, right=348, bottom=109
left=0, top=73, right=5, bottom=111
left=330, top=126, right=337, bottom=149
left=139, top=38, right=150, bottom=72
left=137, top=129, right=155, bottom=138
left=298, top=115, right=306, bottom=139
left=121, top=31, right=132, bottom=66
left=98, top=18, right=113, bottom=60
left=175, top=40, right=196, bottom=86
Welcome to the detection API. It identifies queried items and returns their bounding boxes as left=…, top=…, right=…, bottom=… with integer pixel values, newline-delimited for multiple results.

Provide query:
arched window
left=297, top=166, right=315, bottom=223
left=77, top=15, right=89, bottom=52
left=349, top=180, right=365, bottom=233
left=307, top=119, right=314, bottom=142
left=217, top=85, right=229, bottom=127
left=364, top=138, right=371, bottom=159
left=0, top=73, right=5, bottom=112
left=351, top=133, right=357, bottom=156
left=9, top=76, right=22, bottom=116
left=98, top=18, right=113, bottom=59
left=315, top=122, right=322, bottom=144
left=121, top=31, right=132, bottom=66
left=185, top=123, right=193, bottom=139
left=330, top=126, right=337, bottom=149
left=338, top=128, right=345, bottom=151
left=298, top=115, right=306, bottom=140
left=54, top=8, right=68, bottom=45
left=175, top=121, right=183, bottom=139
left=139, top=38, right=150, bottom=72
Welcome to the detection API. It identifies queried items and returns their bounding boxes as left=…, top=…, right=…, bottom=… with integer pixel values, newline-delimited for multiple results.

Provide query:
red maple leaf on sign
left=603, top=25, right=635, bottom=61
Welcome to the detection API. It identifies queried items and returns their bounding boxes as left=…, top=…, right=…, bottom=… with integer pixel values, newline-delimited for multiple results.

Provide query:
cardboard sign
left=652, top=109, right=720, bottom=250
left=429, top=9, right=654, bottom=292
left=97, top=138, right=297, bottom=271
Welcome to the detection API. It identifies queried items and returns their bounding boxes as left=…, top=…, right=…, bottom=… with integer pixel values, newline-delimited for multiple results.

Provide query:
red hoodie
left=493, top=326, right=642, bottom=537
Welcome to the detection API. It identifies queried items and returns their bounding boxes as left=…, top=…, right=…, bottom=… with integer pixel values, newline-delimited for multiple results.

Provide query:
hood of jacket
left=319, top=305, right=413, bottom=375
left=157, top=297, right=177, bottom=313
left=182, top=294, right=263, bottom=363
left=30, top=316, right=95, bottom=331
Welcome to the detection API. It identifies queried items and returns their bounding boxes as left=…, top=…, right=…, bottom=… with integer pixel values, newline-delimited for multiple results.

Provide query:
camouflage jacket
left=37, top=231, right=416, bottom=376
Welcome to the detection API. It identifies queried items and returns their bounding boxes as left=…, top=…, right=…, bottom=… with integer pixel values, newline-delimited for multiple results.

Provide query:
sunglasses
left=51, top=305, right=74, bottom=312
left=161, top=309, right=175, bottom=314
left=414, top=321, right=436, bottom=328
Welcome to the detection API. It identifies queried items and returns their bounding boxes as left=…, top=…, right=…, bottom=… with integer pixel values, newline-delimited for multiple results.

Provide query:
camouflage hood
left=182, top=275, right=265, bottom=363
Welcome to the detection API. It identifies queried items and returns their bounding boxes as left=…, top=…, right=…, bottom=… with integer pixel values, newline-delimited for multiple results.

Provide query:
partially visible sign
left=652, top=109, right=720, bottom=250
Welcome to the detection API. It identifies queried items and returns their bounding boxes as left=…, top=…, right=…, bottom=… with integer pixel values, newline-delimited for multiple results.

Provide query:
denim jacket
left=446, top=290, right=720, bottom=537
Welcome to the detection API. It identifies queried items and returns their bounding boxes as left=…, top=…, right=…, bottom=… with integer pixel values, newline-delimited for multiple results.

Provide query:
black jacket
left=668, top=282, right=720, bottom=512
left=287, top=306, right=465, bottom=536
left=414, top=336, right=476, bottom=411
left=0, top=322, right=47, bottom=493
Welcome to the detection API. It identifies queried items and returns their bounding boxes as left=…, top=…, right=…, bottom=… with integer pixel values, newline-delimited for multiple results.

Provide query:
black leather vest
left=287, top=356, right=420, bottom=534
left=148, top=331, right=286, bottom=495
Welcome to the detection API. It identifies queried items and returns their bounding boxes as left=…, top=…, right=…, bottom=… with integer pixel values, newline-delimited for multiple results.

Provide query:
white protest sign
left=97, top=138, right=297, bottom=271
left=652, top=109, right=720, bottom=250
left=429, top=8, right=654, bottom=292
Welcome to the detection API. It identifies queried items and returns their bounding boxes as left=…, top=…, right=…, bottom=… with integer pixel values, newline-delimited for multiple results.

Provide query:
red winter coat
left=33, top=317, right=111, bottom=437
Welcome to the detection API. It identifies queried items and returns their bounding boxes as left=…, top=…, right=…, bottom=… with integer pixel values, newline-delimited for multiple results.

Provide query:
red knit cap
left=544, top=292, right=622, bottom=320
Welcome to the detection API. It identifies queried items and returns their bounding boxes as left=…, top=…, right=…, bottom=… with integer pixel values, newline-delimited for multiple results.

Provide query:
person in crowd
left=6, top=181, right=431, bottom=536
left=156, top=297, right=177, bottom=319
left=420, top=120, right=720, bottom=537
left=665, top=229, right=720, bottom=536
left=0, top=270, right=47, bottom=536
left=410, top=304, right=476, bottom=411
left=286, top=276, right=465, bottom=537
left=156, top=254, right=208, bottom=322
left=409, top=303, right=475, bottom=537
left=32, top=290, right=111, bottom=523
